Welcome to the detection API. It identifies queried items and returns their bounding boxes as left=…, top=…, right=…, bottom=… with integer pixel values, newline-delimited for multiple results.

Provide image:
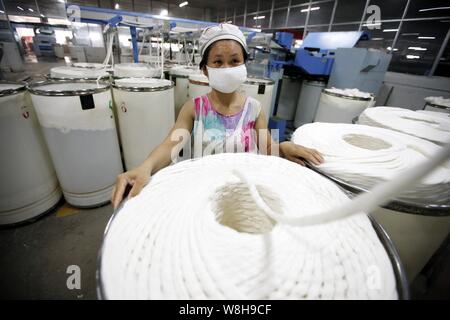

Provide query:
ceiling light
left=387, top=47, right=398, bottom=51
left=179, top=1, right=188, bottom=7
left=253, top=15, right=265, bottom=20
left=160, top=9, right=168, bottom=16
left=301, top=6, right=320, bottom=13
left=17, top=6, right=24, bottom=11
left=115, top=3, right=119, bottom=9
left=383, top=29, right=398, bottom=32
left=363, top=22, right=381, bottom=27
left=401, top=33, right=420, bottom=36
left=371, top=37, right=384, bottom=40
left=418, top=36, right=435, bottom=39
left=28, top=8, right=34, bottom=12
left=408, top=46, right=427, bottom=51
left=40, top=14, right=45, bottom=18
left=419, top=7, right=450, bottom=12
left=0, top=10, right=4, bottom=14
left=406, top=55, right=420, bottom=59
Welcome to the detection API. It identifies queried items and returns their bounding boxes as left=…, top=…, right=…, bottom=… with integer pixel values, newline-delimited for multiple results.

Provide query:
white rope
left=358, top=107, right=450, bottom=145
left=292, top=123, right=450, bottom=205
left=100, top=153, right=398, bottom=299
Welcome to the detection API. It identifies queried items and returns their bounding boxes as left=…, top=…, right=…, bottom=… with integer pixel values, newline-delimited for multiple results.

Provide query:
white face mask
left=206, top=64, right=247, bottom=94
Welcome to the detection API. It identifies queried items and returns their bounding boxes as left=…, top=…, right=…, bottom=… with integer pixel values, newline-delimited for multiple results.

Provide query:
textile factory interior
left=0, top=0, right=449, bottom=301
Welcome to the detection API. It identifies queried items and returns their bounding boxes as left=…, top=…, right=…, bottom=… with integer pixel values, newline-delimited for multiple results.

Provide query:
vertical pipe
left=430, top=26, right=450, bottom=76
left=328, top=0, right=338, bottom=32
left=243, top=0, right=247, bottom=27
left=303, top=0, right=313, bottom=38
left=269, top=0, right=274, bottom=29
left=285, top=0, right=291, bottom=28
left=358, top=0, right=370, bottom=31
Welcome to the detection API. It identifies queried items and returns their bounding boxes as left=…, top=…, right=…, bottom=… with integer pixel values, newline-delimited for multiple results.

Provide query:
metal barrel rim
left=0, top=80, right=28, bottom=97
left=322, top=89, right=373, bottom=101
left=27, top=79, right=111, bottom=97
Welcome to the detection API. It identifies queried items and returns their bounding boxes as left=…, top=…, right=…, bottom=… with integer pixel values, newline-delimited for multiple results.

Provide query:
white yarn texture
left=425, top=96, right=450, bottom=108
left=292, top=123, right=450, bottom=205
left=325, top=88, right=372, bottom=99
left=358, top=107, right=450, bottom=145
left=100, top=153, right=397, bottom=300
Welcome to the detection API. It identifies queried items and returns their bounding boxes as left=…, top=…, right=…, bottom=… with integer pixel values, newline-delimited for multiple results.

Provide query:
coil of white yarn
left=292, top=123, right=450, bottom=205
left=326, top=88, right=372, bottom=99
left=425, top=96, right=450, bottom=108
left=358, top=107, right=450, bottom=145
left=100, top=153, right=397, bottom=300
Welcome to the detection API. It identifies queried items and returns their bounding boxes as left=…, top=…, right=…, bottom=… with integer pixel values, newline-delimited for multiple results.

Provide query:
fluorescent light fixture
left=371, top=37, right=384, bottom=40
left=115, top=3, right=119, bottom=9
left=253, top=15, right=265, bottom=20
left=402, top=33, right=420, bottom=36
left=408, top=46, right=427, bottom=51
left=383, top=29, right=398, bottom=32
left=0, top=10, right=4, bottom=14
left=363, top=22, right=381, bottom=27
left=17, top=6, right=24, bottom=11
left=387, top=47, right=398, bottom=51
left=419, top=7, right=450, bottom=12
left=418, top=36, right=435, bottom=39
left=28, top=8, right=34, bottom=12
left=301, top=6, right=320, bottom=13
left=40, top=14, right=45, bottom=18
left=179, top=1, right=188, bottom=7
left=160, top=9, right=168, bottom=16
left=406, top=55, right=420, bottom=59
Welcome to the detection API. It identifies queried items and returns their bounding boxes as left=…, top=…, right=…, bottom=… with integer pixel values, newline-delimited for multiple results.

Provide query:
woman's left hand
left=280, top=141, right=324, bottom=166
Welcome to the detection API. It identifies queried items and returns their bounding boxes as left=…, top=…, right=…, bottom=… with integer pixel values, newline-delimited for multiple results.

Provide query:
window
left=308, top=1, right=335, bottom=26
left=272, top=9, right=288, bottom=28
left=333, top=0, right=366, bottom=23
left=287, top=5, right=308, bottom=27
left=367, top=0, right=408, bottom=20
left=405, top=0, right=450, bottom=19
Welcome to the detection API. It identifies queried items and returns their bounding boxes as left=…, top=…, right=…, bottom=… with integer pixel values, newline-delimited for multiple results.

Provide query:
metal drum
left=276, top=76, right=302, bottom=121
left=28, top=80, right=123, bottom=208
left=424, top=98, right=450, bottom=114
left=188, top=74, right=211, bottom=99
left=169, top=66, right=200, bottom=118
left=112, top=78, right=175, bottom=170
left=240, top=77, right=275, bottom=120
left=50, top=65, right=110, bottom=80
left=314, top=89, right=372, bottom=124
left=0, top=82, right=62, bottom=225
left=306, top=164, right=450, bottom=283
left=294, top=80, right=326, bottom=128
left=113, top=63, right=160, bottom=78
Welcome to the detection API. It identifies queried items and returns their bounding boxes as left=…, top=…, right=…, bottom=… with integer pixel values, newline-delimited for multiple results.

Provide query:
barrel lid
left=323, top=88, right=372, bottom=101
left=188, top=73, right=209, bottom=85
left=113, top=78, right=173, bottom=92
left=244, top=76, right=275, bottom=85
left=71, top=62, right=105, bottom=69
left=27, top=80, right=111, bottom=96
left=50, top=66, right=110, bottom=79
left=0, top=81, right=27, bottom=96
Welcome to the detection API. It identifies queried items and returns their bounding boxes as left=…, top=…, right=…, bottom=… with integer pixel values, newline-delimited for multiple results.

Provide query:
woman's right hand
left=111, top=165, right=152, bottom=209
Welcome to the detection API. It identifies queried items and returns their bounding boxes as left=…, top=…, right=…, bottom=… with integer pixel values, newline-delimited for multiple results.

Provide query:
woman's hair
left=199, top=40, right=248, bottom=70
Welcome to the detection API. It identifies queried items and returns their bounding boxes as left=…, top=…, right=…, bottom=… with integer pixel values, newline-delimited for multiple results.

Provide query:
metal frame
left=27, top=79, right=111, bottom=96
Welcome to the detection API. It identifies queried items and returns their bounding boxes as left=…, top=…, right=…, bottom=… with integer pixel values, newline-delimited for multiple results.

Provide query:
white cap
left=199, top=23, right=248, bottom=58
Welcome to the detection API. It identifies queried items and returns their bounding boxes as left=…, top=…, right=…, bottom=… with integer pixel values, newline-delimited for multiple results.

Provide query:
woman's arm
left=111, top=100, right=195, bottom=208
left=254, top=110, right=324, bottom=166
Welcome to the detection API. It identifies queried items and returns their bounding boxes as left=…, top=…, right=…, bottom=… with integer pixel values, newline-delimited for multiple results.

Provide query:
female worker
left=111, top=23, right=323, bottom=208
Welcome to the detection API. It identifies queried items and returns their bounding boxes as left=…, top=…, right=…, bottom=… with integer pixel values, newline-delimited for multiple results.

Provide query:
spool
left=49, top=65, right=110, bottom=80
left=276, top=76, right=302, bottom=121
left=113, top=63, right=160, bottom=78
left=28, top=80, right=123, bottom=208
left=97, top=153, right=407, bottom=299
left=240, top=77, right=275, bottom=120
left=169, top=66, right=200, bottom=118
left=314, top=88, right=373, bottom=124
left=0, top=82, right=62, bottom=225
left=112, top=78, right=175, bottom=170
left=294, top=80, right=326, bottom=128
left=292, top=122, right=450, bottom=283
left=188, top=74, right=211, bottom=99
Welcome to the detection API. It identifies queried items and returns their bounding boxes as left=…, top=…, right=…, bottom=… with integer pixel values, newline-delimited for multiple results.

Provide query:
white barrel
left=240, top=77, right=275, bottom=119
left=28, top=80, right=123, bottom=207
left=314, top=88, right=373, bottom=124
left=169, top=66, right=200, bottom=118
left=113, top=63, right=160, bottom=78
left=294, top=80, right=326, bottom=128
left=112, top=78, right=175, bottom=170
left=276, top=76, right=302, bottom=121
left=188, top=74, right=211, bottom=99
left=0, top=82, right=62, bottom=225
left=50, top=65, right=110, bottom=80
left=424, top=96, right=450, bottom=114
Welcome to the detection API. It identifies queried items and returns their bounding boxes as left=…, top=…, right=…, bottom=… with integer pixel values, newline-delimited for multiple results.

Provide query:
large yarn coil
left=358, top=107, right=450, bottom=145
left=292, top=123, right=450, bottom=205
left=100, top=153, right=397, bottom=300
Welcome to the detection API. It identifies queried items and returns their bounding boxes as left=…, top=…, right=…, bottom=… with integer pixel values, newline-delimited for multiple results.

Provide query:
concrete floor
left=0, top=200, right=113, bottom=300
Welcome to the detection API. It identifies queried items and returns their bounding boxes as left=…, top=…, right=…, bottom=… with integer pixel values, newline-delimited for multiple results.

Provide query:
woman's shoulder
left=244, top=95, right=262, bottom=116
